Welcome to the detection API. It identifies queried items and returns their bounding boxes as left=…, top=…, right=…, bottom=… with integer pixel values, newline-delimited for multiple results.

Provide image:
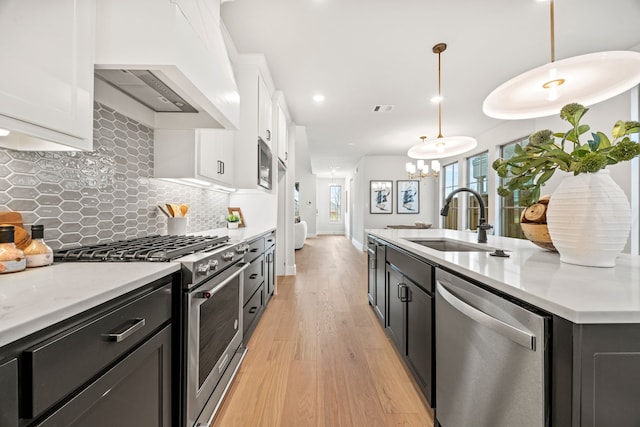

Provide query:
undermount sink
left=404, top=238, right=493, bottom=252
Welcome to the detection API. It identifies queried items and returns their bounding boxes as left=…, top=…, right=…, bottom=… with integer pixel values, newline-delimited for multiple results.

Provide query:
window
left=442, top=162, right=458, bottom=230
left=329, top=185, right=341, bottom=222
left=294, top=182, right=300, bottom=222
left=499, top=139, right=529, bottom=239
left=466, top=152, right=489, bottom=231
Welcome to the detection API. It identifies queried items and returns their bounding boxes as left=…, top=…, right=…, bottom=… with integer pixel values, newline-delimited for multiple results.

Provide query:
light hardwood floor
left=213, top=235, right=433, bottom=426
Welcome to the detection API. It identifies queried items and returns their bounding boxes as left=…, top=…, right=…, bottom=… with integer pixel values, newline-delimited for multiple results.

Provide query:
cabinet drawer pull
left=250, top=273, right=258, bottom=279
left=266, top=129, right=271, bottom=141
left=102, top=318, right=146, bottom=343
left=400, top=284, right=410, bottom=302
left=249, top=307, right=258, bottom=314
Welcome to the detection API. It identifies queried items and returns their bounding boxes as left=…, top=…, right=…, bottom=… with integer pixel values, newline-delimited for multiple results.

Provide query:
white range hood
left=95, top=0, right=240, bottom=130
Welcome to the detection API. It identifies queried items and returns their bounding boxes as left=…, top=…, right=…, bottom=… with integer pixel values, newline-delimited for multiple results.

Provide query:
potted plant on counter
left=492, top=102, right=640, bottom=267
left=226, top=214, right=240, bottom=229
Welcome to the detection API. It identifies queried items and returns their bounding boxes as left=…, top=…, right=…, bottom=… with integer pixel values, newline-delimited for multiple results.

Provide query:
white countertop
left=367, top=229, right=640, bottom=324
left=0, top=226, right=276, bottom=349
left=191, top=225, right=275, bottom=244
left=0, top=262, right=180, bottom=348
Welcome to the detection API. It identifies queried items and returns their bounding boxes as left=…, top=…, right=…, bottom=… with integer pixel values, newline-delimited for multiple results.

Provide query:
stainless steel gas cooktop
left=53, top=235, right=230, bottom=262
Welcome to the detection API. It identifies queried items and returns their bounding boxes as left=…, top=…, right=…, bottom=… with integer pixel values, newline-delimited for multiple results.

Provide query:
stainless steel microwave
left=258, top=139, right=272, bottom=190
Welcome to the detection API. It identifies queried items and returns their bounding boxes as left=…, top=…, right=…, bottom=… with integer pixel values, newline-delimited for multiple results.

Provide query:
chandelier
left=406, top=137, right=441, bottom=179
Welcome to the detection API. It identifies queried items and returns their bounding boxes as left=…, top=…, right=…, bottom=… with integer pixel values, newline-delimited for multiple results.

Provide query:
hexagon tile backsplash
left=0, top=102, right=229, bottom=249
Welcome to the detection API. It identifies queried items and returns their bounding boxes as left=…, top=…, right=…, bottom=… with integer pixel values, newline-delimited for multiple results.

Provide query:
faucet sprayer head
left=440, top=203, right=450, bottom=216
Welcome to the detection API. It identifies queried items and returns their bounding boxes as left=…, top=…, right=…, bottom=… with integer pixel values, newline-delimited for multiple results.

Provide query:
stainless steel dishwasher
left=435, top=269, right=549, bottom=427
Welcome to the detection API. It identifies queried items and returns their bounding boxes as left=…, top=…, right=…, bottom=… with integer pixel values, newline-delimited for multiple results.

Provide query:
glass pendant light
left=408, top=43, right=477, bottom=160
left=483, top=0, right=640, bottom=120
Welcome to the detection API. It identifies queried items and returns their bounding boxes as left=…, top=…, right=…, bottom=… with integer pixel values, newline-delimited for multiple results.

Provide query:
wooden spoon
left=157, top=205, right=171, bottom=217
left=166, top=204, right=175, bottom=217
left=180, top=204, right=189, bottom=217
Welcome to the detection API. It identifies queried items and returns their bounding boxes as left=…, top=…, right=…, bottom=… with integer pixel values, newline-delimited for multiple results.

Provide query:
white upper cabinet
left=233, top=55, right=275, bottom=191
left=0, top=0, right=95, bottom=151
left=197, top=129, right=234, bottom=187
left=257, top=74, right=273, bottom=148
left=154, top=129, right=235, bottom=191
left=274, top=93, right=290, bottom=168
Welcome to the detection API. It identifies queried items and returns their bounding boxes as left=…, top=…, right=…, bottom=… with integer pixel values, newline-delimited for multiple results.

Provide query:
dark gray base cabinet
left=265, top=240, right=275, bottom=302
left=385, top=245, right=435, bottom=407
left=374, top=242, right=386, bottom=325
left=0, top=275, right=176, bottom=427
left=552, top=319, right=640, bottom=427
left=386, top=264, right=434, bottom=406
left=37, top=325, right=172, bottom=427
left=243, top=231, right=277, bottom=342
left=0, top=358, right=18, bottom=427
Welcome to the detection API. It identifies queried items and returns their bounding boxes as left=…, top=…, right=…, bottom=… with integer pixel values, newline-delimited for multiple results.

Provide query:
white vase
left=546, top=170, right=631, bottom=268
left=228, top=222, right=239, bottom=229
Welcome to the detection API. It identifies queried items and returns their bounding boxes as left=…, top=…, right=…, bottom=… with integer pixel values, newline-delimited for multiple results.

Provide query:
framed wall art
left=370, top=180, right=393, bottom=214
left=397, top=180, right=420, bottom=214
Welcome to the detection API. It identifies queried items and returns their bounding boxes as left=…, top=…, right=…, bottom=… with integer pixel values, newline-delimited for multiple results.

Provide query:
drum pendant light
left=483, top=0, right=640, bottom=120
left=408, top=43, right=477, bottom=160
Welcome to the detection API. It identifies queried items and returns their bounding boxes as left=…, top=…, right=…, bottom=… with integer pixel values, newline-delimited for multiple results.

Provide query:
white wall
left=316, top=177, right=347, bottom=235
left=351, top=155, right=439, bottom=250
left=277, top=120, right=297, bottom=276
left=229, top=190, right=277, bottom=229
left=294, top=126, right=317, bottom=236
left=345, top=177, right=353, bottom=240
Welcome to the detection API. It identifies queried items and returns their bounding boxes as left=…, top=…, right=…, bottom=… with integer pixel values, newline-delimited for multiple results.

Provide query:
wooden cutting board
left=0, top=211, right=24, bottom=227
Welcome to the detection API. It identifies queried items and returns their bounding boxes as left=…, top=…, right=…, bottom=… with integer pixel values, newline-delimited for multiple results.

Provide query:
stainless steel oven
left=184, top=257, right=248, bottom=427
left=54, top=235, right=251, bottom=427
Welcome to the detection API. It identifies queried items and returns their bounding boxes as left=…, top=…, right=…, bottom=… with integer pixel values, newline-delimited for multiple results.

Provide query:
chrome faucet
left=440, top=187, right=493, bottom=243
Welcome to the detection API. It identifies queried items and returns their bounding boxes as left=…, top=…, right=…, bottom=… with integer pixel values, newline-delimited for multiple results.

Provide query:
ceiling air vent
left=372, top=105, right=395, bottom=112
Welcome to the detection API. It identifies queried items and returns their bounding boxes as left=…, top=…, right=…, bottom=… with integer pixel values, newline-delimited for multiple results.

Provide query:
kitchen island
left=367, top=228, right=640, bottom=427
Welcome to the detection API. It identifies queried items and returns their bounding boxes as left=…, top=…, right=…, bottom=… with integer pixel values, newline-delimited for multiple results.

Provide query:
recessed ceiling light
left=313, top=94, right=325, bottom=103
left=430, top=95, right=442, bottom=103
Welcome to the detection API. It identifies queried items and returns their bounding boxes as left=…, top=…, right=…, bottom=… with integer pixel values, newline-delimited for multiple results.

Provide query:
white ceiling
left=221, top=0, right=640, bottom=178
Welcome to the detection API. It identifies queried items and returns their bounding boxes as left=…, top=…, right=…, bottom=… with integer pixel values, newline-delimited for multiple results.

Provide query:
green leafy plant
left=227, top=214, right=240, bottom=223
left=493, top=103, right=640, bottom=206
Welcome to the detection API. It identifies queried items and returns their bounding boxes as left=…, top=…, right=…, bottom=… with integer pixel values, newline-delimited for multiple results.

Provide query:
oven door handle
left=197, top=262, right=250, bottom=300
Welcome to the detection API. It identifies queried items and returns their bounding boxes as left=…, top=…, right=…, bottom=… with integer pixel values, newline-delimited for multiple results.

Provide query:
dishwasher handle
left=436, top=281, right=536, bottom=351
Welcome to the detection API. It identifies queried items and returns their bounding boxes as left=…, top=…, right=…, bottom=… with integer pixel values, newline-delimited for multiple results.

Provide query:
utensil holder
left=167, top=217, right=188, bottom=235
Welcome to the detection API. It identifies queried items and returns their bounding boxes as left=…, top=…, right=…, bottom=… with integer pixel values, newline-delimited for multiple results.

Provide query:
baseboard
left=351, top=238, right=364, bottom=252
left=285, top=264, right=296, bottom=275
